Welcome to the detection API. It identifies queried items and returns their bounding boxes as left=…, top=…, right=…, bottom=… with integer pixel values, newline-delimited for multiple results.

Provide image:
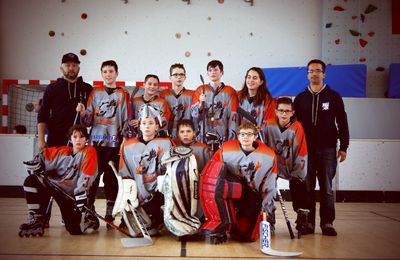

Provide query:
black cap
left=61, top=53, right=80, bottom=64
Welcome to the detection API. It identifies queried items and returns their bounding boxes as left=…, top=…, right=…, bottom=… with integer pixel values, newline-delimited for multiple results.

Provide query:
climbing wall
left=322, top=0, right=400, bottom=97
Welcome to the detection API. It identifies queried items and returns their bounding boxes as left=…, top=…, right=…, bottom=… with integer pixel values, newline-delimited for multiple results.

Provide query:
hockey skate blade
left=121, top=237, right=153, bottom=248
left=261, top=247, right=302, bottom=257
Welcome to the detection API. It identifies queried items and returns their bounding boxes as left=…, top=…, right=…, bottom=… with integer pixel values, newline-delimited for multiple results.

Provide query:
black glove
left=23, top=158, right=45, bottom=176
left=74, top=191, right=87, bottom=214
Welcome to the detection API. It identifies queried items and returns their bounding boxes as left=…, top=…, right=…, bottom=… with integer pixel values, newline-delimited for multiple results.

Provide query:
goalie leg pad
left=161, top=155, right=201, bottom=237
left=199, top=161, right=242, bottom=236
left=229, top=177, right=263, bottom=242
left=112, top=178, right=139, bottom=217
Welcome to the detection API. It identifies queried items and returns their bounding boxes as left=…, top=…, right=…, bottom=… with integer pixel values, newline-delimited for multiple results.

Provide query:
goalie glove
left=112, top=178, right=139, bottom=217
left=74, top=191, right=87, bottom=213
left=23, top=157, right=45, bottom=177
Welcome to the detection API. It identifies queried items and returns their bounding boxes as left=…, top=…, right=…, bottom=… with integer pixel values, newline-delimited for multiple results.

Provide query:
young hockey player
left=237, top=67, right=276, bottom=129
left=262, top=97, right=310, bottom=235
left=200, top=122, right=278, bottom=243
left=191, top=60, right=238, bottom=152
left=130, top=74, right=171, bottom=137
left=175, top=119, right=211, bottom=174
left=160, top=63, right=194, bottom=139
left=76, top=60, right=130, bottom=226
left=117, top=105, right=174, bottom=234
left=19, top=124, right=99, bottom=237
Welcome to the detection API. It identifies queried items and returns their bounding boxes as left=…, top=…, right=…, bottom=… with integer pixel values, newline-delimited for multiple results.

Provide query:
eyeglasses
left=171, top=73, right=186, bottom=78
left=307, top=69, right=323, bottom=74
left=276, top=109, right=293, bottom=114
left=238, top=132, right=256, bottom=137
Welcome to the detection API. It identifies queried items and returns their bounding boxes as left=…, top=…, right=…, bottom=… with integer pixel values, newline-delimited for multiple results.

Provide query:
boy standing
left=191, top=60, right=238, bottom=152
left=76, top=60, right=130, bottom=225
left=200, top=122, right=277, bottom=243
left=262, top=97, right=309, bottom=235
left=160, top=64, right=194, bottom=139
left=19, top=125, right=99, bottom=237
left=130, top=74, right=171, bottom=137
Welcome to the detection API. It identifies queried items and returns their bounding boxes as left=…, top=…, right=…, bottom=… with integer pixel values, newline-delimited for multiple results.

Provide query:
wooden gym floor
left=0, top=198, right=399, bottom=260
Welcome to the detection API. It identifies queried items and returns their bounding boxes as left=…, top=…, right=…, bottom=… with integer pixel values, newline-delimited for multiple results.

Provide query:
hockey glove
left=23, top=158, right=45, bottom=177
left=74, top=191, right=87, bottom=213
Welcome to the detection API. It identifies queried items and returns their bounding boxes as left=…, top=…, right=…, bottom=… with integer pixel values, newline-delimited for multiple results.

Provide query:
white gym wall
left=1, top=0, right=322, bottom=89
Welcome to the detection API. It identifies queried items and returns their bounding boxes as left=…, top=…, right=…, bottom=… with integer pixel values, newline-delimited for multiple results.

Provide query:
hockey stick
left=260, top=212, right=302, bottom=257
left=236, top=106, right=266, bottom=143
left=42, top=175, right=133, bottom=237
left=120, top=200, right=153, bottom=247
left=200, top=75, right=206, bottom=143
left=108, top=161, right=154, bottom=248
left=276, top=188, right=295, bottom=239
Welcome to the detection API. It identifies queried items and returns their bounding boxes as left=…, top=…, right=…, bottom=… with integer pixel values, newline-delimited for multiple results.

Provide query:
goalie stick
left=276, top=188, right=295, bottom=239
left=260, top=212, right=302, bottom=257
left=108, top=161, right=153, bottom=248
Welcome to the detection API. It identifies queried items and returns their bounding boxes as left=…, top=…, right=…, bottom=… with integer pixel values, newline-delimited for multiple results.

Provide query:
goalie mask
left=138, top=104, right=163, bottom=127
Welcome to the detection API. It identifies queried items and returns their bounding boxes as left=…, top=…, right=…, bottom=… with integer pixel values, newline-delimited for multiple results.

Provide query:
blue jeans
left=306, top=148, right=337, bottom=227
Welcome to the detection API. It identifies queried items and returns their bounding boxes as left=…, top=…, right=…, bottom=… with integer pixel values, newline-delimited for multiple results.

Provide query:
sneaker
left=322, top=224, right=337, bottom=236
left=296, top=208, right=311, bottom=235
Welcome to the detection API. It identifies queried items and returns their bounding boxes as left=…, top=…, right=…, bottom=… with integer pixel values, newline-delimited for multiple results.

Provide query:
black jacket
left=294, top=85, right=349, bottom=153
left=38, top=77, right=92, bottom=146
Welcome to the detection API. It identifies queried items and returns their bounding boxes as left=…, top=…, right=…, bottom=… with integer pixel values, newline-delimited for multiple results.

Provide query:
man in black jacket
left=38, top=53, right=92, bottom=150
left=294, top=59, right=349, bottom=236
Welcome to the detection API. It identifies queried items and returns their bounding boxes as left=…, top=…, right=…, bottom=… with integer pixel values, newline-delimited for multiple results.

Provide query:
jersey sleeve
left=258, top=153, right=278, bottom=215
left=290, top=123, right=308, bottom=181
left=74, top=146, right=98, bottom=196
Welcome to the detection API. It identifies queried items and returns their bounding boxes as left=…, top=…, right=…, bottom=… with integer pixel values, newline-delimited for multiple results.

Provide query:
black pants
left=88, top=146, right=119, bottom=207
left=289, top=178, right=308, bottom=212
left=23, top=175, right=84, bottom=235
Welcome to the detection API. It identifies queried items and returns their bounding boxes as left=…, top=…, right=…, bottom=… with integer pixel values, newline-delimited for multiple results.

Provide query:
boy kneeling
left=200, top=122, right=278, bottom=243
left=19, top=125, right=99, bottom=237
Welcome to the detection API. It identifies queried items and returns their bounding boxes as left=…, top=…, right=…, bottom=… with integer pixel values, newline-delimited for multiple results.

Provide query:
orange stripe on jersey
left=81, top=146, right=98, bottom=176
left=43, top=146, right=71, bottom=163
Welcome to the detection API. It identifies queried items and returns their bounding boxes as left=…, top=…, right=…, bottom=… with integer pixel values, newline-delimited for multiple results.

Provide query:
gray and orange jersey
left=40, top=145, right=98, bottom=197
left=159, top=88, right=194, bottom=139
left=174, top=140, right=211, bottom=174
left=263, top=119, right=308, bottom=181
left=211, top=139, right=277, bottom=214
left=238, top=94, right=277, bottom=127
left=191, top=84, right=239, bottom=142
left=118, top=137, right=174, bottom=203
left=83, top=86, right=131, bottom=148
left=131, top=95, right=172, bottom=133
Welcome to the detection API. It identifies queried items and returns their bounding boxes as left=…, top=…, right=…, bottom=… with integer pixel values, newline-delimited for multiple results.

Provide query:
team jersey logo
left=96, top=99, right=118, bottom=118
left=240, top=161, right=262, bottom=186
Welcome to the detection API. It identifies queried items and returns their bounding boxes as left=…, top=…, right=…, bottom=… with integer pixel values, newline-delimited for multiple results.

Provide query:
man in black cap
left=37, top=52, right=92, bottom=150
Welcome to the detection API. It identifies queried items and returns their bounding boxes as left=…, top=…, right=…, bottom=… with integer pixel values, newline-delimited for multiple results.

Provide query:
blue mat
left=388, top=63, right=400, bottom=98
left=262, top=64, right=366, bottom=98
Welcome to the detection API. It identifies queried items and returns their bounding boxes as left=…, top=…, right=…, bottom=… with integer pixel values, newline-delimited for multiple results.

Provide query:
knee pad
left=199, top=160, right=242, bottom=235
